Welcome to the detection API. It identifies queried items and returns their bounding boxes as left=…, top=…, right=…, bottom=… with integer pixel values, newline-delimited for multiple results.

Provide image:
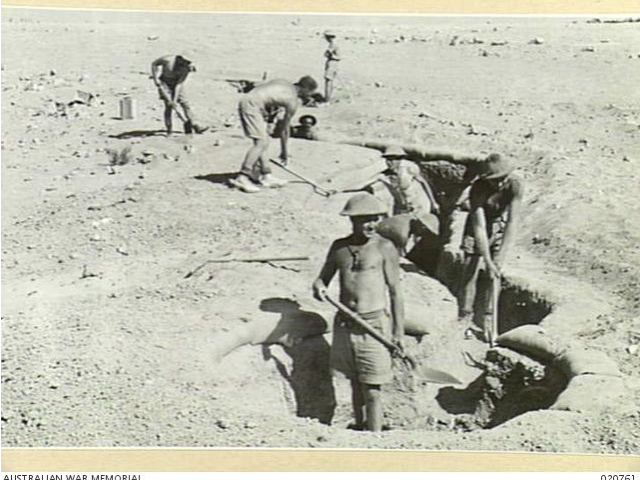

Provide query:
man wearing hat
left=458, top=153, right=524, bottom=342
left=313, top=193, right=405, bottom=432
left=150, top=54, right=208, bottom=135
left=323, top=30, right=341, bottom=103
left=230, top=76, right=319, bottom=193
left=336, top=146, right=440, bottom=256
left=290, top=114, right=319, bottom=140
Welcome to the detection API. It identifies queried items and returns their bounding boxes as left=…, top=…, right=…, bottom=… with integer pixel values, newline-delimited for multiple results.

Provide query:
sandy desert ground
left=1, top=9, right=640, bottom=453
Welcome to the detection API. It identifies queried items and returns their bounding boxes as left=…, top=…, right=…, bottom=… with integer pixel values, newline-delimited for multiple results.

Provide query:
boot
left=192, top=123, right=209, bottom=134
left=259, top=173, right=288, bottom=188
left=183, top=120, right=193, bottom=134
left=229, top=175, right=261, bottom=193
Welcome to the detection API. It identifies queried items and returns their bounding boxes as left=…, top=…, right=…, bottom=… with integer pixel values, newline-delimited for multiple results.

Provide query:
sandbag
left=377, top=214, right=413, bottom=252
left=555, top=348, right=621, bottom=378
left=550, top=374, right=625, bottom=413
left=496, top=325, right=563, bottom=362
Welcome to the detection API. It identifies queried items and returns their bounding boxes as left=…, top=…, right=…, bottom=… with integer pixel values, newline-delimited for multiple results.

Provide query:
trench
left=250, top=240, right=567, bottom=433
left=233, top=163, right=569, bottom=433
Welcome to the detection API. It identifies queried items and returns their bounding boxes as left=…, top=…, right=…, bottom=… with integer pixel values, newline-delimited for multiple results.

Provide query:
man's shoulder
left=331, top=236, right=353, bottom=250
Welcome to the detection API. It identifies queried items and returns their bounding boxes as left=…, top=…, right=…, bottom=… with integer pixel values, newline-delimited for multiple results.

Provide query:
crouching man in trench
left=458, top=154, right=524, bottom=342
left=312, top=193, right=405, bottom=432
left=332, top=145, right=440, bottom=258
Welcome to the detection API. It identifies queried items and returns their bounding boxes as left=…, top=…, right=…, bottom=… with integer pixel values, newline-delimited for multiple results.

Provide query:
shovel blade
left=414, top=365, right=463, bottom=385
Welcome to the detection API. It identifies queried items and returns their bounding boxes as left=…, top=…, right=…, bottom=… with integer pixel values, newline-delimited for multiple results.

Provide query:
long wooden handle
left=325, top=296, right=400, bottom=355
left=158, top=84, right=187, bottom=122
left=210, top=255, right=310, bottom=263
left=269, top=160, right=331, bottom=196
left=490, top=275, right=501, bottom=346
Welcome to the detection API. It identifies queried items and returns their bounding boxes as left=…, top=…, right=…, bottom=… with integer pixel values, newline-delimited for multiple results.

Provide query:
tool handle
left=158, top=84, right=187, bottom=122
left=325, top=295, right=406, bottom=358
left=490, top=275, right=501, bottom=347
left=269, top=159, right=331, bottom=196
left=210, top=255, right=310, bottom=263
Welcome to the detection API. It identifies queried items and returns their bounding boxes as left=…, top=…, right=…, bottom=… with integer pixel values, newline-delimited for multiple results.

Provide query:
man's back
left=247, top=79, right=297, bottom=111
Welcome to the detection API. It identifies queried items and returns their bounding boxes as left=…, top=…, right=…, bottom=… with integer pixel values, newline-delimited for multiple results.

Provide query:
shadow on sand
left=259, top=297, right=336, bottom=425
left=194, top=172, right=237, bottom=186
left=109, top=129, right=167, bottom=139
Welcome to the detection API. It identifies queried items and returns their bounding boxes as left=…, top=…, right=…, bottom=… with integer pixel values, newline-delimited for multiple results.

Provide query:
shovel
left=486, top=274, right=501, bottom=347
left=269, top=159, right=331, bottom=197
left=325, top=295, right=462, bottom=385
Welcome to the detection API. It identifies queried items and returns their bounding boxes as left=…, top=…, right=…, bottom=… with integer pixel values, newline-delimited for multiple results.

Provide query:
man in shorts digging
left=458, top=153, right=524, bottom=342
left=313, top=193, right=405, bottom=432
left=230, top=76, right=319, bottom=193
left=150, top=54, right=208, bottom=135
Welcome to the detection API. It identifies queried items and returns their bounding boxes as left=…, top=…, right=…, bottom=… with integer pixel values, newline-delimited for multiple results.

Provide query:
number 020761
left=601, top=476, right=635, bottom=480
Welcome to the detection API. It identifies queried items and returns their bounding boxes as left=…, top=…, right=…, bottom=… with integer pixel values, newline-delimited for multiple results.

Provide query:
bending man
left=230, top=76, right=318, bottom=193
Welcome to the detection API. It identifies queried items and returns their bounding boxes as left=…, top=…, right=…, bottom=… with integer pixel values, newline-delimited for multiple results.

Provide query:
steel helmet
left=340, top=193, right=388, bottom=217
left=381, top=145, right=407, bottom=159
left=480, top=153, right=515, bottom=179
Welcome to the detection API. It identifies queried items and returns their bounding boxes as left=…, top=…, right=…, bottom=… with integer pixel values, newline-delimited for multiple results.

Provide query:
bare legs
left=350, top=379, right=383, bottom=432
left=458, top=254, right=499, bottom=340
left=324, top=78, right=334, bottom=103
left=458, top=255, right=480, bottom=320
left=240, top=138, right=271, bottom=181
left=163, top=105, right=173, bottom=135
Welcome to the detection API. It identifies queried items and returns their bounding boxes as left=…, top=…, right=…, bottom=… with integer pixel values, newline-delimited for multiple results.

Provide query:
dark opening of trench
left=404, top=235, right=563, bottom=429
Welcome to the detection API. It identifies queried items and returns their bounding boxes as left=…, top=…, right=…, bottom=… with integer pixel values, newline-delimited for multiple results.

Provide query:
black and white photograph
left=1, top=6, right=639, bottom=454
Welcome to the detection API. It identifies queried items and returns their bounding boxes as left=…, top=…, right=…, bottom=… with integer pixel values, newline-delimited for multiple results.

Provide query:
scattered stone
left=578, top=138, right=589, bottom=146
left=490, top=40, right=508, bottom=46
left=109, top=145, right=133, bottom=166
left=213, top=139, right=224, bottom=147
left=69, top=90, right=95, bottom=106
left=80, top=265, right=99, bottom=279
left=582, top=46, right=596, bottom=52
left=374, top=81, right=383, bottom=88
left=449, top=35, right=459, bottom=46
left=529, top=38, right=544, bottom=45
left=116, top=246, right=129, bottom=256
left=627, top=345, right=638, bottom=355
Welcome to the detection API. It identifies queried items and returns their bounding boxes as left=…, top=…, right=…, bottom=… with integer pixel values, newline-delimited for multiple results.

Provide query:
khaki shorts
left=238, top=97, right=268, bottom=140
left=461, top=216, right=505, bottom=256
left=331, top=310, right=393, bottom=385
left=324, top=61, right=339, bottom=80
